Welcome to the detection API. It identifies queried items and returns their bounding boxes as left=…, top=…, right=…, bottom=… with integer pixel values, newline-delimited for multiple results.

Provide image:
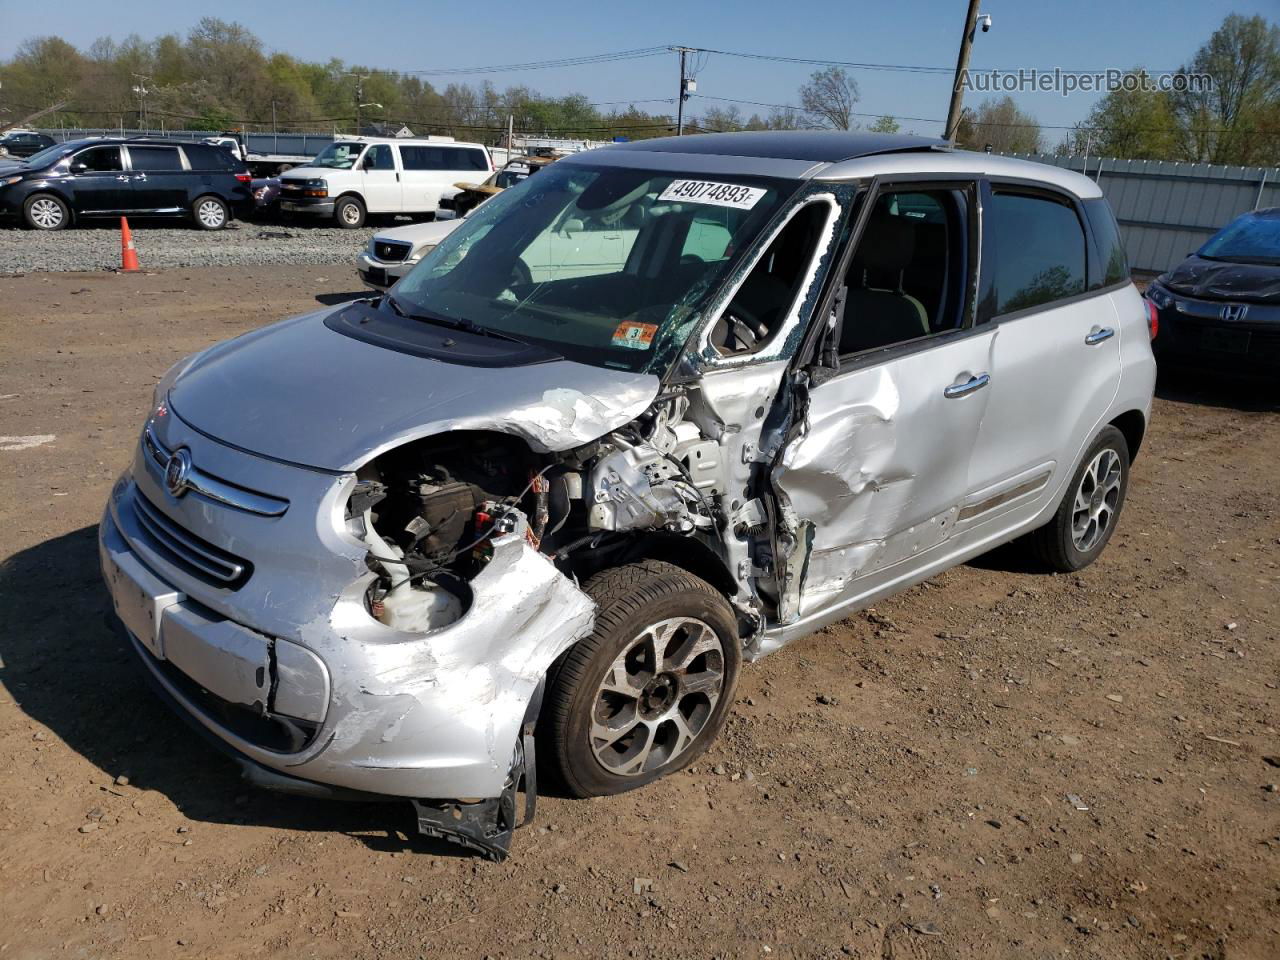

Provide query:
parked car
left=0, top=130, right=56, bottom=159
left=446, top=153, right=557, bottom=217
left=277, top=136, right=493, bottom=228
left=1144, top=206, right=1280, bottom=375
left=100, top=132, right=1155, bottom=860
left=356, top=155, right=558, bottom=290
left=0, top=137, right=253, bottom=230
left=249, top=176, right=282, bottom=218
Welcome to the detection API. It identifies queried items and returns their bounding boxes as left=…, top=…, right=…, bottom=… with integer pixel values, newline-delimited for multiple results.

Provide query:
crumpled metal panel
left=167, top=308, right=660, bottom=471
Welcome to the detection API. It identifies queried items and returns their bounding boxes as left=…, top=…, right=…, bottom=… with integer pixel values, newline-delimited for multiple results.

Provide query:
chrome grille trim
left=132, top=492, right=248, bottom=586
left=372, top=239, right=412, bottom=263
left=144, top=425, right=289, bottom=518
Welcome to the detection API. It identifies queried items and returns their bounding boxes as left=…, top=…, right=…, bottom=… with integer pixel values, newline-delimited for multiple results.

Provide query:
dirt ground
left=1, top=266, right=1277, bottom=960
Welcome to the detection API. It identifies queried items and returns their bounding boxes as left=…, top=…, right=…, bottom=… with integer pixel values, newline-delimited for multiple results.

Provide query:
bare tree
left=798, top=66, right=859, bottom=130
left=955, top=96, right=1043, bottom=153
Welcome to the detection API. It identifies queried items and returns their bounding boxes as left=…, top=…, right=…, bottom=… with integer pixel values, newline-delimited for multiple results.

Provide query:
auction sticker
left=658, top=180, right=767, bottom=210
left=612, top=322, right=659, bottom=350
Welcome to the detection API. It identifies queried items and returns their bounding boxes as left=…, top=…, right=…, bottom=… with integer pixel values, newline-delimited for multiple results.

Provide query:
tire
left=24, top=193, right=69, bottom=231
left=334, top=195, right=366, bottom=229
left=192, top=195, right=229, bottom=231
left=543, top=560, right=741, bottom=798
left=1028, top=425, right=1130, bottom=572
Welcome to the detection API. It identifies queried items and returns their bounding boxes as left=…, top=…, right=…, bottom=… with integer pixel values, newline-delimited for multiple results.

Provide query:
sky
left=1, top=0, right=1275, bottom=142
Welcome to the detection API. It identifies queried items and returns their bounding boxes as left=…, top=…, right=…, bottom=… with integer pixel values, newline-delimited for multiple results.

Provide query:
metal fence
left=37, top=127, right=338, bottom=161
left=1007, top=153, right=1280, bottom=274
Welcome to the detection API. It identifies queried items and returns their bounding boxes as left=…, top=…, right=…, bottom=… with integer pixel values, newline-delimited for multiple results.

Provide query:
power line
left=398, top=47, right=671, bottom=77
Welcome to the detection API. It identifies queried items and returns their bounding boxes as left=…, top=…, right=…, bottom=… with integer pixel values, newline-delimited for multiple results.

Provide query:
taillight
left=1145, top=298, right=1159, bottom=340
left=235, top=173, right=251, bottom=183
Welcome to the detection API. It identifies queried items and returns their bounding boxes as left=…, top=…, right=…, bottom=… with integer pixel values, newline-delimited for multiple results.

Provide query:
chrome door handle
left=132, top=173, right=147, bottom=181
left=944, top=373, right=990, bottom=398
left=116, top=175, right=130, bottom=181
left=1085, top=327, right=1115, bottom=345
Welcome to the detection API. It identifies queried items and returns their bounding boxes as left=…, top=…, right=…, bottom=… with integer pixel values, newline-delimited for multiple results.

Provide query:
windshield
left=310, top=141, right=365, bottom=170
left=21, top=142, right=75, bottom=168
left=1198, top=213, right=1280, bottom=265
left=392, top=162, right=797, bottom=372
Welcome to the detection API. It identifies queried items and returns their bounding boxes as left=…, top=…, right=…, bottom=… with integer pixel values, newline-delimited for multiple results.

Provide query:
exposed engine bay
left=348, top=392, right=757, bottom=639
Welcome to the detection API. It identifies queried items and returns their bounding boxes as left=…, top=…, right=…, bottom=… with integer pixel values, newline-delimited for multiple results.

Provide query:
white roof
left=816, top=150, right=1104, bottom=199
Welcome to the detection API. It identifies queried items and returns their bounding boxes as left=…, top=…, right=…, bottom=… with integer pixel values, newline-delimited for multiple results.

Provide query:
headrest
left=855, top=211, right=916, bottom=271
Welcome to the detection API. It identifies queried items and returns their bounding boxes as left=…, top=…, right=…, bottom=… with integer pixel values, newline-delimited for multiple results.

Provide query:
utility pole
left=131, top=74, right=151, bottom=131
left=350, top=72, right=370, bottom=135
left=943, top=0, right=983, bottom=143
left=672, top=46, right=696, bottom=135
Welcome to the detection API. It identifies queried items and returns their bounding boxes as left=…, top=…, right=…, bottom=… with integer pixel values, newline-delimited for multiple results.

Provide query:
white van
left=278, top=137, right=493, bottom=228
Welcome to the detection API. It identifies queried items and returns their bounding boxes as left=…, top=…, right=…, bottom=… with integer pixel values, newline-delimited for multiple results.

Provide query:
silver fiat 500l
left=100, top=132, right=1156, bottom=858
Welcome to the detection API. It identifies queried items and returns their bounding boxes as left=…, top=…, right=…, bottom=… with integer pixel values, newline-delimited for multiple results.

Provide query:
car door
left=67, top=145, right=130, bottom=213
left=360, top=144, right=401, bottom=213
left=770, top=180, right=995, bottom=624
left=955, top=183, right=1122, bottom=539
left=123, top=145, right=189, bottom=212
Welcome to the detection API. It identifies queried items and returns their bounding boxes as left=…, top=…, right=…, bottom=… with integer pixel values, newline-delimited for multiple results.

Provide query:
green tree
left=1070, top=68, right=1180, bottom=159
left=955, top=96, right=1043, bottom=153
left=868, top=115, right=900, bottom=134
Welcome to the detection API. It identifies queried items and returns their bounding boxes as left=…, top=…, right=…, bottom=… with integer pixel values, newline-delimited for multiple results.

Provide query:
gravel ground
left=0, top=220, right=383, bottom=273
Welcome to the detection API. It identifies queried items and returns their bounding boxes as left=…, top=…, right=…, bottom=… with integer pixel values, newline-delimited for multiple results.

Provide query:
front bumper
left=356, top=251, right=417, bottom=290
left=280, top=197, right=335, bottom=216
left=1150, top=291, right=1280, bottom=374
left=99, top=408, right=595, bottom=801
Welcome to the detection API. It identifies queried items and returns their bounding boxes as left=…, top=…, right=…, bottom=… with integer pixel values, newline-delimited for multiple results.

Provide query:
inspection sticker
left=612, top=322, right=659, bottom=350
left=658, top=180, right=767, bottom=210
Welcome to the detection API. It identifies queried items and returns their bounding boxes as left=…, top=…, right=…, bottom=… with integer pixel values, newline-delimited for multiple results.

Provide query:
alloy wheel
left=29, top=197, right=64, bottom=229
left=589, top=616, right=725, bottom=777
left=197, top=199, right=226, bottom=228
left=1071, top=448, right=1123, bottom=552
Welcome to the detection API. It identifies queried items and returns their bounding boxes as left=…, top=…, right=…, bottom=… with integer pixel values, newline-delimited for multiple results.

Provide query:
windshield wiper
left=385, top=294, right=529, bottom=345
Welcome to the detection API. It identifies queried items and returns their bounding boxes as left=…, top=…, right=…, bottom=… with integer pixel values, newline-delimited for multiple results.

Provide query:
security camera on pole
left=943, top=1, right=992, bottom=143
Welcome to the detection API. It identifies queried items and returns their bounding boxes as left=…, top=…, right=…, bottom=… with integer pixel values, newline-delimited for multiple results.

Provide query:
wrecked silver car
left=100, top=132, right=1156, bottom=858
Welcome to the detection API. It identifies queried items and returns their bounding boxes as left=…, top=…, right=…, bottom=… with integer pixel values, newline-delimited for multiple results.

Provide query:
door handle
left=1085, top=327, right=1115, bottom=345
left=132, top=173, right=147, bottom=181
left=116, top=175, right=130, bottom=182
left=944, top=373, right=990, bottom=399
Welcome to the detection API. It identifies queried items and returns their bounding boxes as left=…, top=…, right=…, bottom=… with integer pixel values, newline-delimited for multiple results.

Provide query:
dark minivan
left=0, top=138, right=254, bottom=230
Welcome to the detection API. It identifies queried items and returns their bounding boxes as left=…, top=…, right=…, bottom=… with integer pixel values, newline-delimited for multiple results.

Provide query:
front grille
left=373, top=240, right=411, bottom=262
left=279, top=181, right=308, bottom=197
left=131, top=492, right=251, bottom=588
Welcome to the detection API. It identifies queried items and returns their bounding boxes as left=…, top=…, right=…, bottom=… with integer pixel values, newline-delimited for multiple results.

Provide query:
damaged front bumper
left=99, top=414, right=595, bottom=858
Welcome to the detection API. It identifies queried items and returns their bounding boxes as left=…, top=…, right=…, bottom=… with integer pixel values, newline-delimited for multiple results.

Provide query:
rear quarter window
left=1083, top=198, right=1129, bottom=287
left=129, top=146, right=184, bottom=172
left=185, top=144, right=239, bottom=171
left=986, top=191, right=1087, bottom=316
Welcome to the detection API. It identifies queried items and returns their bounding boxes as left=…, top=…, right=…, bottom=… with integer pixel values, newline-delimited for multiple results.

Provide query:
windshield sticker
left=658, top=180, right=767, bottom=210
left=612, top=322, right=659, bottom=350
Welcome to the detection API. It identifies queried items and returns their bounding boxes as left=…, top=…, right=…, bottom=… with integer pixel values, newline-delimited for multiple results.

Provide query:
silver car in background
left=100, top=132, right=1156, bottom=859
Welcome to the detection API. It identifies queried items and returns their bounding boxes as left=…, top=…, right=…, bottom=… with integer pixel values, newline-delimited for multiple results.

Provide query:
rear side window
left=986, top=192, right=1086, bottom=316
left=1083, top=198, right=1129, bottom=287
left=185, top=144, right=238, bottom=171
left=399, top=145, right=489, bottom=171
left=129, top=146, right=183, bottom=172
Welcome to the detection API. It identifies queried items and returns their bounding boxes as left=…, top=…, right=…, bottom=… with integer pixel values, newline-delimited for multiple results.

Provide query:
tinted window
left=185, top=144, right=237, bottom=171
left=366, top=144, right=395, bottom=170
left=838, top=187, right=971, bottom=355
left=399, top=145, right=489, bottom=171
left=1083, top=198, right=1129, bottom=287
left=987, top=192, right=1086, bottom=316
left=74, top=147, right=123, bottom=172
left=129, top=146, right=183, bottom=172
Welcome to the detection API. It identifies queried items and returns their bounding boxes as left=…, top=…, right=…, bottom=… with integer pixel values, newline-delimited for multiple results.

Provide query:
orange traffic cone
left=119, top=217, right=140, bottom=272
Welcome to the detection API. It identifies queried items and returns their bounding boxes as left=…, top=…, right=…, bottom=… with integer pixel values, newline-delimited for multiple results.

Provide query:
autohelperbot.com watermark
left=960, top=68, right=1212, bottom=97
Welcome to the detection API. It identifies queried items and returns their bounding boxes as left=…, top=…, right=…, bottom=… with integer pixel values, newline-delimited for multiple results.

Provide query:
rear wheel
left=192, top=195, right=229, bottom=230
left=543, top=561, right=740, bottom=798
left=1028, top=425, right=1130, bottom=572
left=24, top=193, right=69, bottom=230
left=335, top=195, right=366, bottom=229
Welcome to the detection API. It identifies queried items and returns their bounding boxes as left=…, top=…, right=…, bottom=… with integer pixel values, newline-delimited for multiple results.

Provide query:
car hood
left=1160, top=255, right=1280, bottom=304
left=373, top=218, right=464, bottom=248
left=166, top=306, right=660, bottom=472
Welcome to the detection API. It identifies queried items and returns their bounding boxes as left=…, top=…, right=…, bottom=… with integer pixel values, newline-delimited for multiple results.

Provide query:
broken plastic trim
left=410, top=680, right=543, bottom=861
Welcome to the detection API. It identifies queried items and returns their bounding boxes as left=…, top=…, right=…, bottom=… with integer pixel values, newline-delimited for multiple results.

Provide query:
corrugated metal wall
left=1007, top=154, right=1280, bottom=274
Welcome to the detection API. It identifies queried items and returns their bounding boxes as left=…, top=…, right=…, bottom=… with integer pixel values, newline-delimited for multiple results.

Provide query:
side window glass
left=366, top=144, right=394, bottom=170
left=681, top=213, right=734, bottom=264
left=987, top=192, right=1087, bottom=315
left=1083, top=197, right=1129, bottom=288
left=76, top=147, right=122, bottom=172
left=839, top=187, right=969, bottom=356
left=129, top=147, right=183, bottom=172
left=713, top=201, right=829, bottom=356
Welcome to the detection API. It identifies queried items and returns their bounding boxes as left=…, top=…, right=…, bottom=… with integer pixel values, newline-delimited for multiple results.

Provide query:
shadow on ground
left=0, top=525, right=473, bottom=857
left=1156, top=365, right=1280, bottom=412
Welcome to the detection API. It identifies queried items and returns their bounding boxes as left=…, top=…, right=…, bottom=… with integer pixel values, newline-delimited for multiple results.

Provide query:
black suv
left=0, top=138, right=253, bottom=230
left=0, top=131, right=56, bottom=158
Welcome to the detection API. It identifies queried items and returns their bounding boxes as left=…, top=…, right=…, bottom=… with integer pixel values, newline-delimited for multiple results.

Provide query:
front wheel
left=334, top=195, right=366, bottom=229
left=1028, top=425, right=1130, bottom=572
left=542, top=561, right=741, bottom=798
left=24, top=193, right=69, bottom=230
left=192, top=195, right=229, bottom=230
